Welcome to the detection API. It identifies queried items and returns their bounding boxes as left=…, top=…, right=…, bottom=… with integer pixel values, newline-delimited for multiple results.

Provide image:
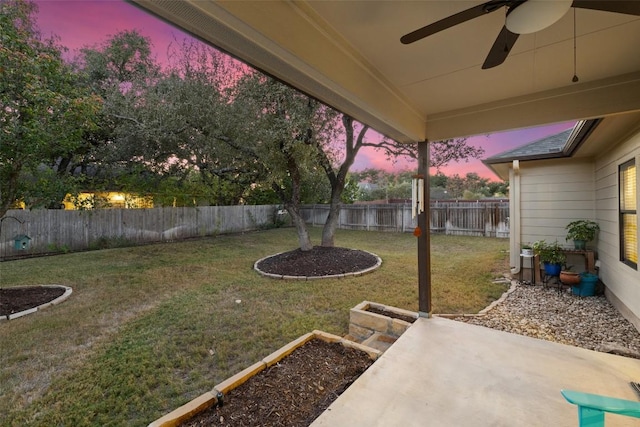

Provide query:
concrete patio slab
left=312, top=316, right=640, bottom=427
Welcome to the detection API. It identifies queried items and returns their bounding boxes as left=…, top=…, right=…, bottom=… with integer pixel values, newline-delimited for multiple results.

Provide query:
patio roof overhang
left=130, top=0, right=640, bottom=143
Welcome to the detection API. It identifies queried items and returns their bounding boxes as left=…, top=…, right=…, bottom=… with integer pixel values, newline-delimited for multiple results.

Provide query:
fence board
left=0, top=205, right=281, bottom=260
left=0, top=201, right=509, bottom=260
left=300, top=202, right=509, bottom=237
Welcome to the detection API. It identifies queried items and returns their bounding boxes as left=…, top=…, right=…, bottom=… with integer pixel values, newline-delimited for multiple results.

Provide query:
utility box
left=13, top=234, right=31, bottom=250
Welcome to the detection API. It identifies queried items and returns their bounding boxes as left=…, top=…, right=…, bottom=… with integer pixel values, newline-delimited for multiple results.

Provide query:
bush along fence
left=299, top=201, right=509, bottom=238
left=0, top=205, right=281, bottom=260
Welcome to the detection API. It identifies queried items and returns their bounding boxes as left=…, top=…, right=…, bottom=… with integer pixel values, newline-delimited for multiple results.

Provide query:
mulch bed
left=366, top=307, right=417, bottom=324
left=182, top=339, right=373, bottom=426
left=256, top=246, right=378, bottom=276
left=0, top=286, right=65, bottom=317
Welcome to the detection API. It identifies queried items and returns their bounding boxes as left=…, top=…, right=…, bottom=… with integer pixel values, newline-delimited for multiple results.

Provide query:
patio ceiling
left=131, top=1, right=640, bottom=143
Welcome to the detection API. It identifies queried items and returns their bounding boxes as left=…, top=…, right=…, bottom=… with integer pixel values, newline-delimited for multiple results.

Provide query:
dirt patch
left=182, top=339, right=373, bottom=426
left=256, top=246, right=378, bottom=277
left=0, top=286, right=65, bottom=317
left=366, top=307, right=416, bottom=324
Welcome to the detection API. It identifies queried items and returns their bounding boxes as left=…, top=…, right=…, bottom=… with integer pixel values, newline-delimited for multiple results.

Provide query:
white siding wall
left=519, top=159, right=596, bottom=246
left=594, top=127, right=640, bottom=330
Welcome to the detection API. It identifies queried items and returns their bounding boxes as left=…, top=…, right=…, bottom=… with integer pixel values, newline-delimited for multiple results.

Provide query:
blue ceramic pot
left=543, top=262, right=561, bottom=276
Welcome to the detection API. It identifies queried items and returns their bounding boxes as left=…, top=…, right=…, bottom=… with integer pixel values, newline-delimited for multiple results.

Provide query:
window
left=620, top=159, right=637, bottom=269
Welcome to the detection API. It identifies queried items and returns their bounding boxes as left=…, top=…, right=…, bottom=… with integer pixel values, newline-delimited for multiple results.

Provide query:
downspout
left=510, top=160, right=521, bottom=275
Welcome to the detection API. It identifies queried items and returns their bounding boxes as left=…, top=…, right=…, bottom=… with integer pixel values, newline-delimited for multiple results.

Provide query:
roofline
left=481, top=118, right=602, bottom=180
left=561, top=119, right=602, bottom=156
left=482, top=119, right=601, bottom=167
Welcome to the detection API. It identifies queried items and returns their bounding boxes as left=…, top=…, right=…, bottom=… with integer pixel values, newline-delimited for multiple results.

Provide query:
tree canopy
left=0, top=0, right=100, bottom=217
left=1, top=0, right=494, bottom=251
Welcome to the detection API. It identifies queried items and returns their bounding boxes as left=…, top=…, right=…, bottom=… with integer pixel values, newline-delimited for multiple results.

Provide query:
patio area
left=311, top=316, right=640, bottom=427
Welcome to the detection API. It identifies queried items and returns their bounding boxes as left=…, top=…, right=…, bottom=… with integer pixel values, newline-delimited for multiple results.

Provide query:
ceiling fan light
left=506, top=0, right=572, bottom=34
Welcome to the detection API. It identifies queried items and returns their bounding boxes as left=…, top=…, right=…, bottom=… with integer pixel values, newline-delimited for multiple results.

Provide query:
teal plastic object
left=561, top=389, right=640, bottom=427
left=13, top=234, right=31, bottom=250
left=572, top=273, right=598, bottom=297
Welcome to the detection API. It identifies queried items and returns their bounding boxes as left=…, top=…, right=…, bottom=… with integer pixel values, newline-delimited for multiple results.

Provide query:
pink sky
left=34, top=0, right=574, bottom=182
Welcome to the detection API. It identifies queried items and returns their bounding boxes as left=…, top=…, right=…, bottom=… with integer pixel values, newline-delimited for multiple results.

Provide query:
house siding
left=594, top=127, right=640, bottom=330
left=519, top=159, right=596, bottom=246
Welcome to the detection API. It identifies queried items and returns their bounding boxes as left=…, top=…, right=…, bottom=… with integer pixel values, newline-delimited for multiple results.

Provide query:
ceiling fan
left=400, top=0, right=640, bottom=69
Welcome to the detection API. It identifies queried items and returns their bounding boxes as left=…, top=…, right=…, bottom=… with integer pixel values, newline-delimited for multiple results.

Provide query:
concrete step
left=361, top=332, right=397, bottom=353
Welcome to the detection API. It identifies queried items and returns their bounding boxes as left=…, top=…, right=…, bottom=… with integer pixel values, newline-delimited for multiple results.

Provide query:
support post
left=417, top=140, right=431, bottom=317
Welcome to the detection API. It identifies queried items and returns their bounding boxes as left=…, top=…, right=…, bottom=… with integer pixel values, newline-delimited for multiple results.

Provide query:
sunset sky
left=34, top=0, right=575, bottom=181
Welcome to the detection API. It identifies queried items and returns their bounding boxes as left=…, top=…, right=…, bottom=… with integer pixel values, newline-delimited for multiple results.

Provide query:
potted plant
left=521, top=243, right=534, bottom=256
left=533, top=240, right=566, bottom=276
left=559, top=265, right=580, bottom=285
left=565, top=220, right=599, bottom=250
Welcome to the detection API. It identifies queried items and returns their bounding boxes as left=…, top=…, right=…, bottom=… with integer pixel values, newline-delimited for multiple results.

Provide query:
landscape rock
left=454, top=284, right=640, bottom=357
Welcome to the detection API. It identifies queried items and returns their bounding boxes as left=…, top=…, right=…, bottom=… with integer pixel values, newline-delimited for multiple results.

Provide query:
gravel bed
left=454, top=283, right=640, bottom=358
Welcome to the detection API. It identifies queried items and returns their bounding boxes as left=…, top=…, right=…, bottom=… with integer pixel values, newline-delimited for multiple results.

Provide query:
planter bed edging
left=348, top=301, right=418, bottom=343
left=148, top=330, right=382, bottom=427
left=1, top=285, right=72, bottom=321
left=253, top=251, right=382, bottom=280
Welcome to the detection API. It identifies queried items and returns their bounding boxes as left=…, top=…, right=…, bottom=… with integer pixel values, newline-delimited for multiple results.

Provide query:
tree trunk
left=286, top=202, right=313, bottom=251
left=321, top=191, right=342, bottom=247
left=320, top=115, right=362, bottom=247
left=276, top=146, right=313, bottom=251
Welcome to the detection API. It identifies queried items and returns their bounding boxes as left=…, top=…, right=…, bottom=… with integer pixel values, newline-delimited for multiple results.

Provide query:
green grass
left=0, top=228, right=508, bottom=426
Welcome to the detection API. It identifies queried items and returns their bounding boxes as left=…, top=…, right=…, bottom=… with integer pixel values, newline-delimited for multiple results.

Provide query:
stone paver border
left=253, top=250, right=382, bottom=280
left=349, top=301, right=418, bottom=343
left=1, top=285, right=73, bottom=321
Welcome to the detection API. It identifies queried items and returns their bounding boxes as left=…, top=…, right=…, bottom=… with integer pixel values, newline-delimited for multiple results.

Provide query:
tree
left=227, top=74, right=336, bottom=250
left=72, top=30, right=164, bottom=187
left=0, top=0, right=100, bottom=217
left=224, top=71, right=488, bottom=249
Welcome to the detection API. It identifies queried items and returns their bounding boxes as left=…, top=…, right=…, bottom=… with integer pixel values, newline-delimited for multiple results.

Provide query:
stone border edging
left=0, top=285, right=73, bottom=321
left=349, top=301, right=418, bottom=343
left=435, top=279, right=518, bottom=319
left=148, top=329, right=382, bottom=427
left=253, top=250, right=382, bottom=280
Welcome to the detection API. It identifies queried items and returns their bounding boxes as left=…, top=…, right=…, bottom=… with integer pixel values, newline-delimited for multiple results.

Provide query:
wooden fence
left=300, top=202, right=509, bottom=237
left=0, top=201, right=509, bottom=260
left=0, top=205, right=280, bottom=260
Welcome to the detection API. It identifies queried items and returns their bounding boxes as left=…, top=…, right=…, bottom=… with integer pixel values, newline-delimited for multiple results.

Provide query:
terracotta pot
left=560, top=271, right=580, bottom=285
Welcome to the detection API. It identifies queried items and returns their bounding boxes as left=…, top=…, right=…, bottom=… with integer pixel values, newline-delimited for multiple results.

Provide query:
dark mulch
left=257, top=246, right=378, bottom=276
left=0, top=286, right=65, bottom=316
left=182, top=339, right=373, bottom=427
left=366, top=307, right=417, bottom=324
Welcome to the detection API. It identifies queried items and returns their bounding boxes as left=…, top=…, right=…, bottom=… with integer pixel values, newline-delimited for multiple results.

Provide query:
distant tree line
left=352, top=170, right=508, bottom=201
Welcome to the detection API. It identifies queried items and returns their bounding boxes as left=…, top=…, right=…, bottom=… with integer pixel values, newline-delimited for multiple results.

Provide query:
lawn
left=0, top=227, right=508, bottom=426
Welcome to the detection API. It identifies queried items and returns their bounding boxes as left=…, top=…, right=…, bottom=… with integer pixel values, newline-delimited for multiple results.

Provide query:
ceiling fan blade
left=482, top=26, right=519, bottom=69
left=400, top=1, right=511, bottom=44
left=572, top=1, right=640, bottom=16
